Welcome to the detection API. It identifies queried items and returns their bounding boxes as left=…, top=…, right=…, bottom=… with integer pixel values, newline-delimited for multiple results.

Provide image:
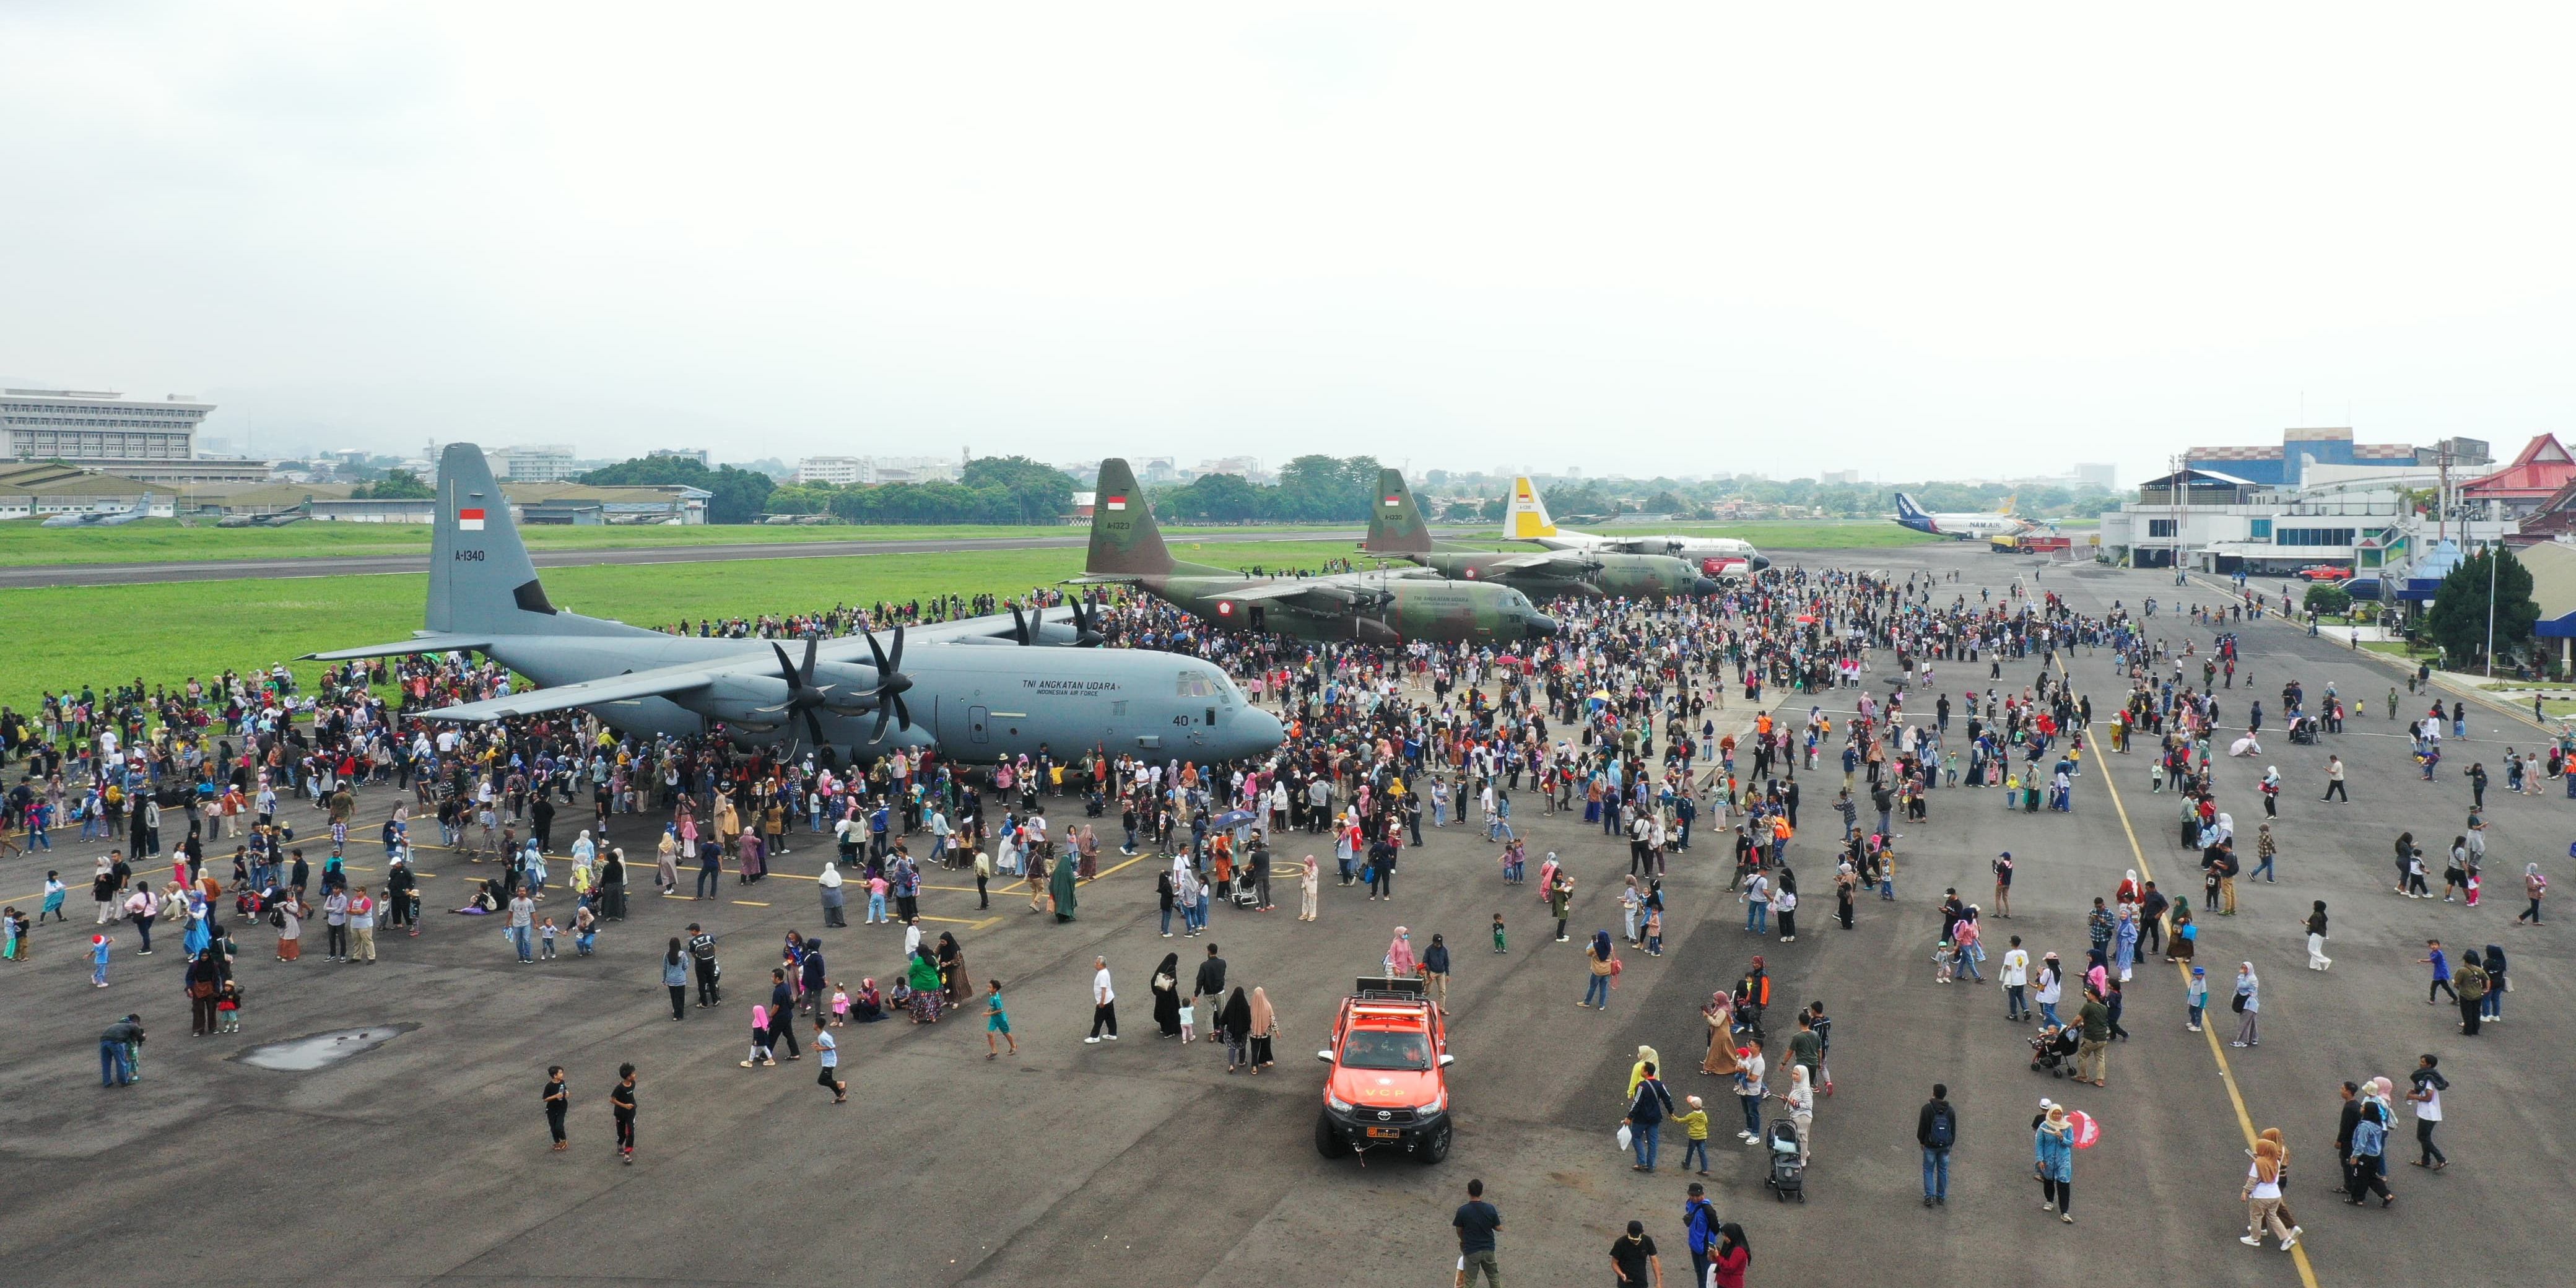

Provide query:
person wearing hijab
left=851, top=978, right=885, bottom=1023
left=2230, top=962, right=2260, bottom=1046
left=937, top=931, right=968, bottom=1003
left=1582, top=930, right=1616, bottom=1010
left=1048, top=846, right=1079, bottom=923
left=1776, top=1063, right=1815, bottom=1162
left=1219, top=986, right=1254, bottom=1072
left=1297, top=855, right=1319, bottom=921
left=1700, top=993, right=1742, bottom=1077
left=1385, top=926, right=1418, bottom=978
left=1151, top=952, right=1184, bottom=1037
left=2518, top=863, right=2548, bottom=924
left=818, top=861, right=847, bottom=927
left=599, top=846, right=627, bottom=921
left=1247, top=986, right=1279, bottom=1073
left=656, top=825, right=681, bottom=895
left=1710, top=1224, right=1752, bottom=1288
left=2480, top=944, right=2507, bottom=1020
left=1627, top=1045, right=1662, bottom=1099
left=2034, top=1102, right=2076, bottom=1222
left=906, top=947, right=944, bottom=1023
left=2242, top=1138, right=2297, bottom=1248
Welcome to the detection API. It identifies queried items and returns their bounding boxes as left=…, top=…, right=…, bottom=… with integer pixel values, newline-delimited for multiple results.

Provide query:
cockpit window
left=1177, top=671, right=1220, bottom=699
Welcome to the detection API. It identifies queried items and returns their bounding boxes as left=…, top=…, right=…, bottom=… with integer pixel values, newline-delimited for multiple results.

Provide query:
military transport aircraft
left=1500, top=477, right=1769, bottom=569
left=1074, top=458, right=1557, bottom=645
left=40, top=495, right=155, bottom=528
left=302, top=444, right=1282, bottom=765
left=1360, top=469, right=1720, bottom=600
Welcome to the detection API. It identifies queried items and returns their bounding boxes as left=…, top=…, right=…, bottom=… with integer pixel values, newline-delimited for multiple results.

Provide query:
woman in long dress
left=1699, top=991, right=1742, bottom=1077
left=1048, top=848, right=1079, bottom=923
left=1151, top=952, right=1183, bottom=1036
left=1248, top=986, right=1279, bottom=1073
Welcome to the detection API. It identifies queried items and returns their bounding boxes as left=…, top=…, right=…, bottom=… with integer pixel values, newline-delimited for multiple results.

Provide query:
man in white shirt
left=1086, top=957, right=1118, bottom=1043
left=2001, top=936, right=2032, bottom=1022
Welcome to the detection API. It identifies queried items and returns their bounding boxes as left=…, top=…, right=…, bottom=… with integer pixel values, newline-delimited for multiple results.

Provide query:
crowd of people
left=7, top=555, right=2561, bottom=1283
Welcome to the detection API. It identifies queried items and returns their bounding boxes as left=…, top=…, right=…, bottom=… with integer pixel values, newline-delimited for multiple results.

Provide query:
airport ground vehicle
left=2299, top=565, right=2354, bottom=581
left=1313, top=977, right=1452, bottom=1164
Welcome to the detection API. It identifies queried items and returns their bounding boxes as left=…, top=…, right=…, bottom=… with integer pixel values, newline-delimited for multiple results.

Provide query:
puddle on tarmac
left=233, top=1024, right=417, bottom=1071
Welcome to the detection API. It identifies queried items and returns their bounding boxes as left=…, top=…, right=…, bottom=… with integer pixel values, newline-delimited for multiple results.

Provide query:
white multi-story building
left=648, top=447, right=711, bottom=467
left=797, top=455, right=874, bottom=486
left=0, top=388, right=268, bottom=484
left=488, top=444, right=582, bottom=482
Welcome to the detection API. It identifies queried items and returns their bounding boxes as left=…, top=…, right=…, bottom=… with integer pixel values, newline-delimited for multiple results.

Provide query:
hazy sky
left=6, top=4, right=2573, bottom=485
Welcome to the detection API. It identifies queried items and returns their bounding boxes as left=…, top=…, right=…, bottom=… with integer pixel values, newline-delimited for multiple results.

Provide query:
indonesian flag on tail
left=1383, top=495, right=1402, bottom=508
left=458, top=507, right=486, bottom=531
left=1105, top=495, right=1128, bottom=511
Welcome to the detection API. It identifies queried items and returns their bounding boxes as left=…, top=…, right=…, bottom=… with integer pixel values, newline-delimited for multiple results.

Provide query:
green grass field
left=0, top=515, right=1941, bottom=568
left=0, top=540, right=1370, bottom=711
left=0, top=519, right=1362, bottom=567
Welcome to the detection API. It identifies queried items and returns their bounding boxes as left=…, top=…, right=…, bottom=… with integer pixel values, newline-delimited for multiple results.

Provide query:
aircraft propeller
left=861, top=625, right=913, bottom=742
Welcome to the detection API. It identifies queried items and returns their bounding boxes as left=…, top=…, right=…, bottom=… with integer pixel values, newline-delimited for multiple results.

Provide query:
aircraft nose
left=1525, top=613, right=1559, bottom=638
left=1751, top=555, right=1772, bottom=571
left=1693, top=577, right=1723, bottom=596
left=1231, top=704, right=1286, bottom=755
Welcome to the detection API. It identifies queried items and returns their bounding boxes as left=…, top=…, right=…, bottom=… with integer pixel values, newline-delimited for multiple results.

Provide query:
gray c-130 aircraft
left=302, top=443, right=1283, bottom=765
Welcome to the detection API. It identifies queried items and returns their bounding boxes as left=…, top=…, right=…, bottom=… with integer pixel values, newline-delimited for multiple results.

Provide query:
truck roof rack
left=1354, top=976, right=1427, bottom=998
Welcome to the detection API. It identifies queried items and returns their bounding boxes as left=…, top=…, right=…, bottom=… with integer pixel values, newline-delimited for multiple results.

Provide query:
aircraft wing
left=1482, top=552, right=1568, bottom=570
left=303, top=633, right=497, bottom=661
left=893, top=606, right=1074, bottom=645
left=1224, top=580, right=1355, bottom=604
left=419, top=661, right=723, bottom=721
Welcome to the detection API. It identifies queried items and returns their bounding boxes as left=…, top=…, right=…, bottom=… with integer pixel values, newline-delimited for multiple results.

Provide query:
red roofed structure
left=2461, top=434, right=2576, bottom=517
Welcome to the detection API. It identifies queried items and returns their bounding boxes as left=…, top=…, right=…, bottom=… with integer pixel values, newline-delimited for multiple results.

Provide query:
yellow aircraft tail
left=1503, top=476, right=1557, bottom=539
left=1995, top=495, right=2017, bottom=515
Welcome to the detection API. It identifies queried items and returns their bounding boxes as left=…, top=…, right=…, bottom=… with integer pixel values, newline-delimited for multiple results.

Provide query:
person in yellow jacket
left=1675, top=1094, right=1714, bottom=1175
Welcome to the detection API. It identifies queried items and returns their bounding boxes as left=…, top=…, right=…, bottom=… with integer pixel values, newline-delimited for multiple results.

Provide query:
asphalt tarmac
left=0, top=529, right=1365, bottom=589
left=2, top=545, right=2565, bottom=1287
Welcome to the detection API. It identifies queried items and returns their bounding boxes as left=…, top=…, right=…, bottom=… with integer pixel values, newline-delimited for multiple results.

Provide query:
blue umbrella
left=1209, top=809, right=1259, bottom=830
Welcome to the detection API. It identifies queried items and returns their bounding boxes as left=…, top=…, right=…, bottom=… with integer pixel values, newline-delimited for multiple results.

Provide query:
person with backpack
left=1681, top=1181, right=1721, bottom=1286
left=1624, top=1060, right=1674, bottom=1173
left=1918, top=1083, right=1958, bottom=1205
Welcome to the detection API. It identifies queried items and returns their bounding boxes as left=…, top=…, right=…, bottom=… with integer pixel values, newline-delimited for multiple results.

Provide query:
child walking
left=2185, top=966, right=2208, bottom=1032
left=1178, top=997, right=1198, bottom=1043
left=217, top=980, right=244, bottom=1033
left=741, top=1004, right=776, bottom=1068
left=985, top=979, right=1018, bottom=1060
left=1491, top=912, right=1507, bottom=954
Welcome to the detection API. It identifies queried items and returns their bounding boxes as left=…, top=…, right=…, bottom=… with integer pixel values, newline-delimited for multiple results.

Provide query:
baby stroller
left=2029, top=1024, right=2079, bottom=1077
left=1227, top=868, right=1261, bottom=909
left=1763, top=1119, right=1806, bottom=1201
left=2287, top=716, right=2318, bottom=746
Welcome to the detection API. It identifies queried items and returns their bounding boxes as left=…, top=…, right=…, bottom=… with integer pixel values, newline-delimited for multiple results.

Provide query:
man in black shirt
left=1451, top=1178, right=1501, bottom=1287
left=610, top=1063, right=637, bottom=1164
left=767, top=968, right=802, bottom=1058
left=1610, top=1220, right=1661, bottom=1287
left=1193, top=944, right=1227, bottom=1023
left=687, top=924, right=720, bottom=1006
left=543, top=1066, right=569, bottom=1151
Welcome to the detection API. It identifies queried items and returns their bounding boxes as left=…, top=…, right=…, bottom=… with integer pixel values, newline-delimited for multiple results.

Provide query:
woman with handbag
left=185, top=950, right=224, bottom=1035
left=1580, top=929, right=1619, bottom=1011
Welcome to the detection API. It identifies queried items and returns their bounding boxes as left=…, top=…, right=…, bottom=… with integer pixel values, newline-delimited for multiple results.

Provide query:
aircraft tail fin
left=1892, top=492, right=1937, bottom=533
left=1996, top=494, right=2017, bottom=515
left=1364, top=469, right=1436, bottom=554
left=1503, top=476, right=1556, bottom=539
left=1086, top=458, right=1174, bottom=576
left=428, top=442, right=577, bottom=636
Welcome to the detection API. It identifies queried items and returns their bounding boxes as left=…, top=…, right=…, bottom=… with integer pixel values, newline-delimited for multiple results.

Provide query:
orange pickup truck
left=1313, top=977, right=1453, bottom=1164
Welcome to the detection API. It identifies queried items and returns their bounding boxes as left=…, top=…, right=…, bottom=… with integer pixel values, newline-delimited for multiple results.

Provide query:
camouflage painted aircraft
left=301, top=444, right=1283, bottom=766
left=1075, top=458, right=1557, bottom=645
left=1360, top=469, right=1721, bottom=600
